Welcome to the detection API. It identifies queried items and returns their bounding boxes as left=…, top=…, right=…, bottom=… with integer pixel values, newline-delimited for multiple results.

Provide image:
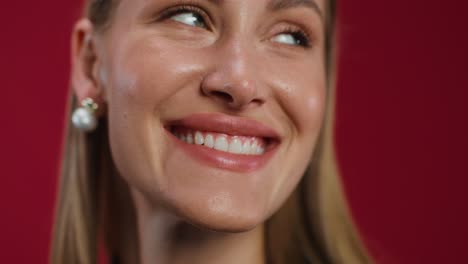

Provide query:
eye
left=271, top=29, right=311, bottom=48
left=161, top=6, right=209, bottom=29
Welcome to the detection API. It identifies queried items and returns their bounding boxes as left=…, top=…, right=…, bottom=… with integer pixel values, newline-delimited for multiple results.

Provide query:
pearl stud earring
left=72, top=98, right=99, bottom=132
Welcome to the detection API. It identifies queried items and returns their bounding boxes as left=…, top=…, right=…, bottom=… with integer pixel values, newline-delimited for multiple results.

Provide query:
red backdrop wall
left=1, top=1, right=467, bottom=263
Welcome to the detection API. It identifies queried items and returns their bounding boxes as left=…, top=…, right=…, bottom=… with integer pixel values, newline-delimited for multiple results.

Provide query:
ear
left=70, top=19, right=107, bottom=116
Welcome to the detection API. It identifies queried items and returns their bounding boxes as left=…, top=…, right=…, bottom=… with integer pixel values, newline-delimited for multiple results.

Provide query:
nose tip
left=201, top=73, right=262, bottom=109
left=200, top=39, right=265, bottom=110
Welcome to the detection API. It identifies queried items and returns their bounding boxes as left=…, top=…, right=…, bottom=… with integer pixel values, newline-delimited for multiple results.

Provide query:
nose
left=201, top=41, right=264, bottom=110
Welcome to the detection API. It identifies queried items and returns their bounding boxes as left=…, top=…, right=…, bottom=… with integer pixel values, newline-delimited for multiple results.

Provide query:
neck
left=132, top=191, right=266, bottom=264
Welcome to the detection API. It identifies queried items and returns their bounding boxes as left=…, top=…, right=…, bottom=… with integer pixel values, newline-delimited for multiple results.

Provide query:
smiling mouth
left=166, top=113, right=280, bottom=155
left=169, top=128, right=270, bottom=155
left=164, top=113, right=281, bottom=172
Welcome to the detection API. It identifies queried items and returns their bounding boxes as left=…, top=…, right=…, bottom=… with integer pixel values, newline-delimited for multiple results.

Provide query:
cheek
left=109, top=44, right=171, bottom=109
left=294, top=70, right=326, bottom=136
left=102, top=36, right=184, bottom=196
left=101, top=33, right=217, bottom=201
left=288, top=71, right=327, bottom=163
left=272, top=64, right=327, bottom=140
left=106, top=34, right=207, bottom=111
left=264, top=62, right=327, bottom=209
left=103, top=35, right=207, bottom=169
left=298, top=85, right=326, bottom=134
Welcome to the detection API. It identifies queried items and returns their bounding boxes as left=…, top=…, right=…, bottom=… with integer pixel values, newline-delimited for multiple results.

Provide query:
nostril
left=210, top=91, right=234, bottom=103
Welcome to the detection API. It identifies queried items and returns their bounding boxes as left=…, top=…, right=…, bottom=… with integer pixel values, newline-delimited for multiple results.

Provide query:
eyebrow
left=267, top=0, right=323, bottom=18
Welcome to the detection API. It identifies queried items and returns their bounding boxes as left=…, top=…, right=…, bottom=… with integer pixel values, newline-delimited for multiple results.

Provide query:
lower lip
left=165, top=130, right=278, bottom=173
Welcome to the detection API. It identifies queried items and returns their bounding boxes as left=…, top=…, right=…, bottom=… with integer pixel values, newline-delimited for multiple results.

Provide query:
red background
left=1, top=0, right=467, bottom=263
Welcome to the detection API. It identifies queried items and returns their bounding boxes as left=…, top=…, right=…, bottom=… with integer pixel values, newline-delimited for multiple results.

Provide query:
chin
left=164, top=191, right=269, bottom=233
left=182, top=209, right=266, bottom=233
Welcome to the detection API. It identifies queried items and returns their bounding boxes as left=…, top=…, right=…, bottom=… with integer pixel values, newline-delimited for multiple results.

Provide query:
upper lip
left=166, top=113, right=281, bottom=141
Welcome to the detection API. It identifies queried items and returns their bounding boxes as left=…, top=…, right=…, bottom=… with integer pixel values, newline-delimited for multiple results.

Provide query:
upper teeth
left=174, top=130, right=265, bottom=155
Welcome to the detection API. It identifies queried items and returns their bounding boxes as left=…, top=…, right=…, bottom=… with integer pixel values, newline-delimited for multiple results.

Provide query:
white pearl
left=72, top=107, right=97, bottom=132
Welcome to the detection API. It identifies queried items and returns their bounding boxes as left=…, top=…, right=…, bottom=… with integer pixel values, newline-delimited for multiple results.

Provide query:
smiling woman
left=50, top=0, right=372, bottom=263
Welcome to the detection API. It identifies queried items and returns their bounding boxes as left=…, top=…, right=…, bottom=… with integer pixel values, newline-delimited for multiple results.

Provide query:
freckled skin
left=84, top=0, right=326, bottom=232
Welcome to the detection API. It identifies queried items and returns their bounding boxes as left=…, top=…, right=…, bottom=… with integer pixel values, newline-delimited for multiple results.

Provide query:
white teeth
left=195, top=131, right=204, bottom=145
left=228, top=138, right=243, bottom=154
left=186, top=134, right=194, bottom=144
left=214, top=136, right=229, bottom=152
left=242, top=141, right=251, bottom=154
left=175, top=131, right=266, bottom=155
left=250, top=141, right=258, bottom=155
left=256, top=146, right=265, bottom=155
left=205, top=134, right=215, bottom=148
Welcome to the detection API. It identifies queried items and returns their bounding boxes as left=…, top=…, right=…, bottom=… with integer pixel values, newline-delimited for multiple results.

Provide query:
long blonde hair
left=50, top=0, right=372, bottom=263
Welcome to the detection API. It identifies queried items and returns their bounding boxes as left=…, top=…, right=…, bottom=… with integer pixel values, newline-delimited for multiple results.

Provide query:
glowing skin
left=71, top=0, right=326, bottom=263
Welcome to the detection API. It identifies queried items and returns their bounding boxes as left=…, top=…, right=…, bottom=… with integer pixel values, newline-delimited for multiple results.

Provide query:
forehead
left=268, top=0, right=325, bottom=16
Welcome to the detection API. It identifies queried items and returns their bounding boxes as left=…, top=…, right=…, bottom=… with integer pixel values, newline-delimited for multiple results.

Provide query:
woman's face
left=94, top=0, right=326, bottom=231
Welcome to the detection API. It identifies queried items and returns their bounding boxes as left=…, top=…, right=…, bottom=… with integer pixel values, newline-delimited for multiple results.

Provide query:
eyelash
left=159, top=5, right=312, bottom=49
left=159, top=5, right=211, bottom=29
left=277, top=25, right=312, bottom=48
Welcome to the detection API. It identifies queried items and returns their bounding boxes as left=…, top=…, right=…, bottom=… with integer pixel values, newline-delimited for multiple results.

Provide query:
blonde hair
left=50, top=0, right=372, bottom=263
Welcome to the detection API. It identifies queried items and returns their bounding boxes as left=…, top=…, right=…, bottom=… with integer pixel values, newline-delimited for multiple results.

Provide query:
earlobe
left=70, top=18, right=106, bottom=116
